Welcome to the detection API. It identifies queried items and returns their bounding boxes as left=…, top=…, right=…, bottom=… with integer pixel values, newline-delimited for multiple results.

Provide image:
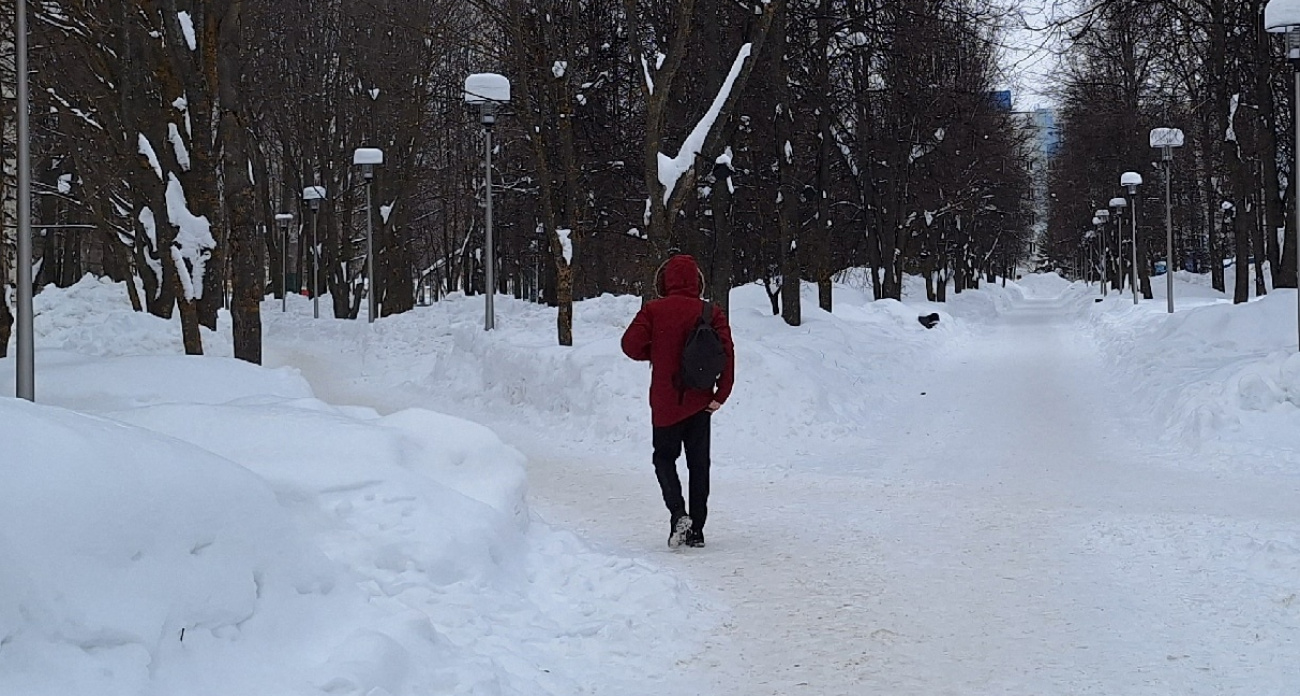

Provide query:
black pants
left=652, top=409, right=711, bottom=533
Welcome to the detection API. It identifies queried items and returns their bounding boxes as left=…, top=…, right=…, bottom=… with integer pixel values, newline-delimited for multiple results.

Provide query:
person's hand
left=707, top=401, right=722, bottom=413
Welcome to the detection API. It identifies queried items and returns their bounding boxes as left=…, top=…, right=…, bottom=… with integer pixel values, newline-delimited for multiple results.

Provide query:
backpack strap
left=700, top=300, right=711, bottom=324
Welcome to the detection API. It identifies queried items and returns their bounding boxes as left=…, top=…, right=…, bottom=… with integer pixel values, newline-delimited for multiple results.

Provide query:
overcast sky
left=997, top=0, right=1065, bottom=111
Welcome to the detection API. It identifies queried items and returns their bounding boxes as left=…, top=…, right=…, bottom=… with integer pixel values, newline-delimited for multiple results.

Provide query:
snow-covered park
left=3, top=272, right=1299, bottom=695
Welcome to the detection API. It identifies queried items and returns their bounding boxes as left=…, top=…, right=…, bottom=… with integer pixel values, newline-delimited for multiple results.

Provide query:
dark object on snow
left=918, top=313, right=941, bottom=329
left=1094, top=298, right=1103, bottom=303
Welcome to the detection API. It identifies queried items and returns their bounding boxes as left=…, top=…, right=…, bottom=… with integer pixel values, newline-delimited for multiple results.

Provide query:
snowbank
left=0, top=278, right=709, bottom=695
left=1085, top=275, right=1300, bottom=469
left=23, top=275, right=231, bottom=358
left=262, top=276, right=1004, bottom=460
left=0, top=398, right=350, bottom=696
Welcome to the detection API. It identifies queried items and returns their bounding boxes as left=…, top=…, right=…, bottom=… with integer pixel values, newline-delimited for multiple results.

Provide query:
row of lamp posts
left=1087, top=130, right=1182, bottom=314
left=9, top=55, right=510, bottom=400
left=8, top=5, right=1296, bottom=401
left=285, top=71, right=511, bottom=329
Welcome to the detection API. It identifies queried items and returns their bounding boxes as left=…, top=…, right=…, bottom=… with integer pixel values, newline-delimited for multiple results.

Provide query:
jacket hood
left=656, top=255, right=703, bottom=298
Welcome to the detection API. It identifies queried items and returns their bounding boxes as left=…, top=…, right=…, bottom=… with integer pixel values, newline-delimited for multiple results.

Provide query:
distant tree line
left=1045, top=0, right=1295, bottom=304
left=0, top=0, right=1033, bottom=358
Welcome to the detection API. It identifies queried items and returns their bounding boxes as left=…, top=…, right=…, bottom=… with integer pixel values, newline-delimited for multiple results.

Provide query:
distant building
left=1011, top=102, right=1059, bottom=265
left=989, top=90, right=1014, bottom=112
left=1028, top=108, right=1059, bottom=161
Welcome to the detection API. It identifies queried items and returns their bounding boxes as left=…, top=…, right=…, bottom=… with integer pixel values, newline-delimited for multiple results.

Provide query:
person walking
left=621, top=255, right=735, bottom=548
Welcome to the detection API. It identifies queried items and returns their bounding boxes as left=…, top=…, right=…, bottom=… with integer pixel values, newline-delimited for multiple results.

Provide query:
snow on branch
left=165, top=174, right=216, bottom=301
left=139, top=134, right=164, bottom=180
left=177, top=11, right=197, bottom=51
left=1226, top=94, right=1240, bottom=144
left=557, top=228, right=573, bottom=264
left=47, top=88, right=103, bottom=131
left=656, top=43, right=753, bottom=204
left=168, top=124, right=191, bottom=171
left=640, top=55, right=655, bottom=95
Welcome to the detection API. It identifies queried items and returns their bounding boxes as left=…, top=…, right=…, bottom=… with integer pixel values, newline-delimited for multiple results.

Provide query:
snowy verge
left=0, top=397, right=354, bottom=696
left=1083, top=275, right=1300, bottom=472
left=0, top=279, right=710, bottom=695
left=263, top=275, right=1035, bottom=462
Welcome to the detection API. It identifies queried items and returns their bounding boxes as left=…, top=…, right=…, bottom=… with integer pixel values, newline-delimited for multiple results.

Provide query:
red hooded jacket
left=621, top=255, right=735, bottom=427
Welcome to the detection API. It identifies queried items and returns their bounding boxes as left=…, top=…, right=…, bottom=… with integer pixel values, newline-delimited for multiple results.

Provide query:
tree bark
left=217, top=0, right=262, bottom=363
left=774, top=3, right=800, bottom=327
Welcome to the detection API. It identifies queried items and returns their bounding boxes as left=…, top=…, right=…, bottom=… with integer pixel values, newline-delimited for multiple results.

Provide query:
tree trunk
left=624, top=0, right=778, bottom=296
left=1258, top=0, right=1292, bottom=289
left=774, top=3, right=800, bottom=327
left=0, top=244, right=10, bottom=357
left=218, top=0, right=262, bottom=364
left=709, top=163, right=735, bottom=314
left=811, top=0, right=834, bottom=313
left=556, top=263, right=573, bottom=346
left=1234, top=209, right=1251, bottom=304
left=1138, top=215, right=1153, bottom=300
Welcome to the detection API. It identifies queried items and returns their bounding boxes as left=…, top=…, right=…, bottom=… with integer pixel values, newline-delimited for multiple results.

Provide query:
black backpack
left=678, top=301, right=726, bottom=392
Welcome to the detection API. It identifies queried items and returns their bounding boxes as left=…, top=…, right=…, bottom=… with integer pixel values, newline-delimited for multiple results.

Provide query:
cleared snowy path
left=505, top=295, right=1300, bottom=695
left=274, top=290, right=1300, bottom=695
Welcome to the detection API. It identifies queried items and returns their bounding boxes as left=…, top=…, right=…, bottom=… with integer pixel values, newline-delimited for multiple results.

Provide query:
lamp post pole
left=1150, top=129, right=1184, bottom=313
left=1164, top=151, right=1174, bottom=312
left=464, top=73, right=510, bottom=331
left=484, top=110, right=496, bottom=331
left=352, top=149, right=383, bottom=324
left=303, top=186, right=325, bottom=319
left=16, top=0, right=34, bottom=401
left=1096, top=209, right=1111, bottom=296
left=1131, top=200, right=1140, bottom=305
left=366, top=181, right=376, bottom=323
left=1120, top=173, right=1143, bottom=305
left=311, top=202, right=320, bottom=319
left=1293, top=29, right=1300, bottom=349
left=283, top=219, right=288, bottom=313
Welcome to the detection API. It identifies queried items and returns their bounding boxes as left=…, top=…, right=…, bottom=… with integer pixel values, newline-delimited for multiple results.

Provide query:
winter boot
left=668, top=515, right=693, bottom=548
left=684, top=529, right=705, bottom=548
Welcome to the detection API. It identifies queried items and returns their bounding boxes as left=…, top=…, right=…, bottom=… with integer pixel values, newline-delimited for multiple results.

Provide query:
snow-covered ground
left=3, top=271, right=1299, bottom=694
left=1, top=280, right=707, bottom=696
left=1086, top=274, right=1300, bottom=473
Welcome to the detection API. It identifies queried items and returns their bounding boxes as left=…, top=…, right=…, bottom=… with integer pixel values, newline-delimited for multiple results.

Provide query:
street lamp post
left=15, top=0, right=33, bottom=401
left=1150, top=128, right=1185, bottom=314
left=464, top=73, right=511, bottom=331
left=1265, top=0, right=1300, bottom=350
left=1121, top=172, right=1144, bottom=305
left=353, top=148, right=384, bottom=323
left=1109, top=197, right=1129, bottom=295
left=1096, top=209, right=1111, bottom=295
left=303, top=186, right=326, bottom=319
left=275, top=213, right=294, bottom=313
left=1095, top=226, right=1104, bottom=286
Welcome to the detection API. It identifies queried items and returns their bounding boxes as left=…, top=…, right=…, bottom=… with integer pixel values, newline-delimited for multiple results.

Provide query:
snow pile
left=263, top=276, right=997, bottom=458
left=24, top=275, right=230, bottom=358
left=0, top=280, right=709, bottom=695
left=1085, top=276, right=1300, bottom=463
left=0, top=397, right=349, bottom=696
left=1014, top=272, right=1073, bottom=299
